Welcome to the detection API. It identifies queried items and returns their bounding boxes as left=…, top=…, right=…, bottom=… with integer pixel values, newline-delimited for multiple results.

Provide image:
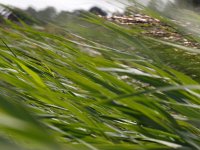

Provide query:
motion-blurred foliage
left=0, top=1, right=200, bottom=150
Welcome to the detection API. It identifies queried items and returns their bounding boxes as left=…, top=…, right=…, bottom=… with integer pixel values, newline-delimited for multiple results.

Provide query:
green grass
left=0, top=4, right=200, bottom=150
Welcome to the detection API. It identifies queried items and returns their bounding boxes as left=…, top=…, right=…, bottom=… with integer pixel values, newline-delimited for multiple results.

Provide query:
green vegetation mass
left=0, top=2, right=200, bottom=150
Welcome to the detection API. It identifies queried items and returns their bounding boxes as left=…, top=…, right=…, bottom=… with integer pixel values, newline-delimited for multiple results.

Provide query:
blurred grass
left=0, top=3, right=200, bottom=150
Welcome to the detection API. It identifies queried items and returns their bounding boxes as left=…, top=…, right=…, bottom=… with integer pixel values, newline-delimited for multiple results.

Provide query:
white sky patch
left=0, top=0, right=128, bottom=13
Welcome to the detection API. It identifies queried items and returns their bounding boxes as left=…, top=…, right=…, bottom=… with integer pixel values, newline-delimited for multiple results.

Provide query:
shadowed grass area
left=0, top=3, right=200, bottom=150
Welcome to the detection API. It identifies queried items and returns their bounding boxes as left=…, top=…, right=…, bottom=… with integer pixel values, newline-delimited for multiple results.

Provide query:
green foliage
left=0, top=4, right=38, bottom=25
left=0, top=4, right=200, bottom=150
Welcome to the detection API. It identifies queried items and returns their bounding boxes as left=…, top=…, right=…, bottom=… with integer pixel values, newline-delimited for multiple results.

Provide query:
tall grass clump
left=0, top=2, right=200, bottom=150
